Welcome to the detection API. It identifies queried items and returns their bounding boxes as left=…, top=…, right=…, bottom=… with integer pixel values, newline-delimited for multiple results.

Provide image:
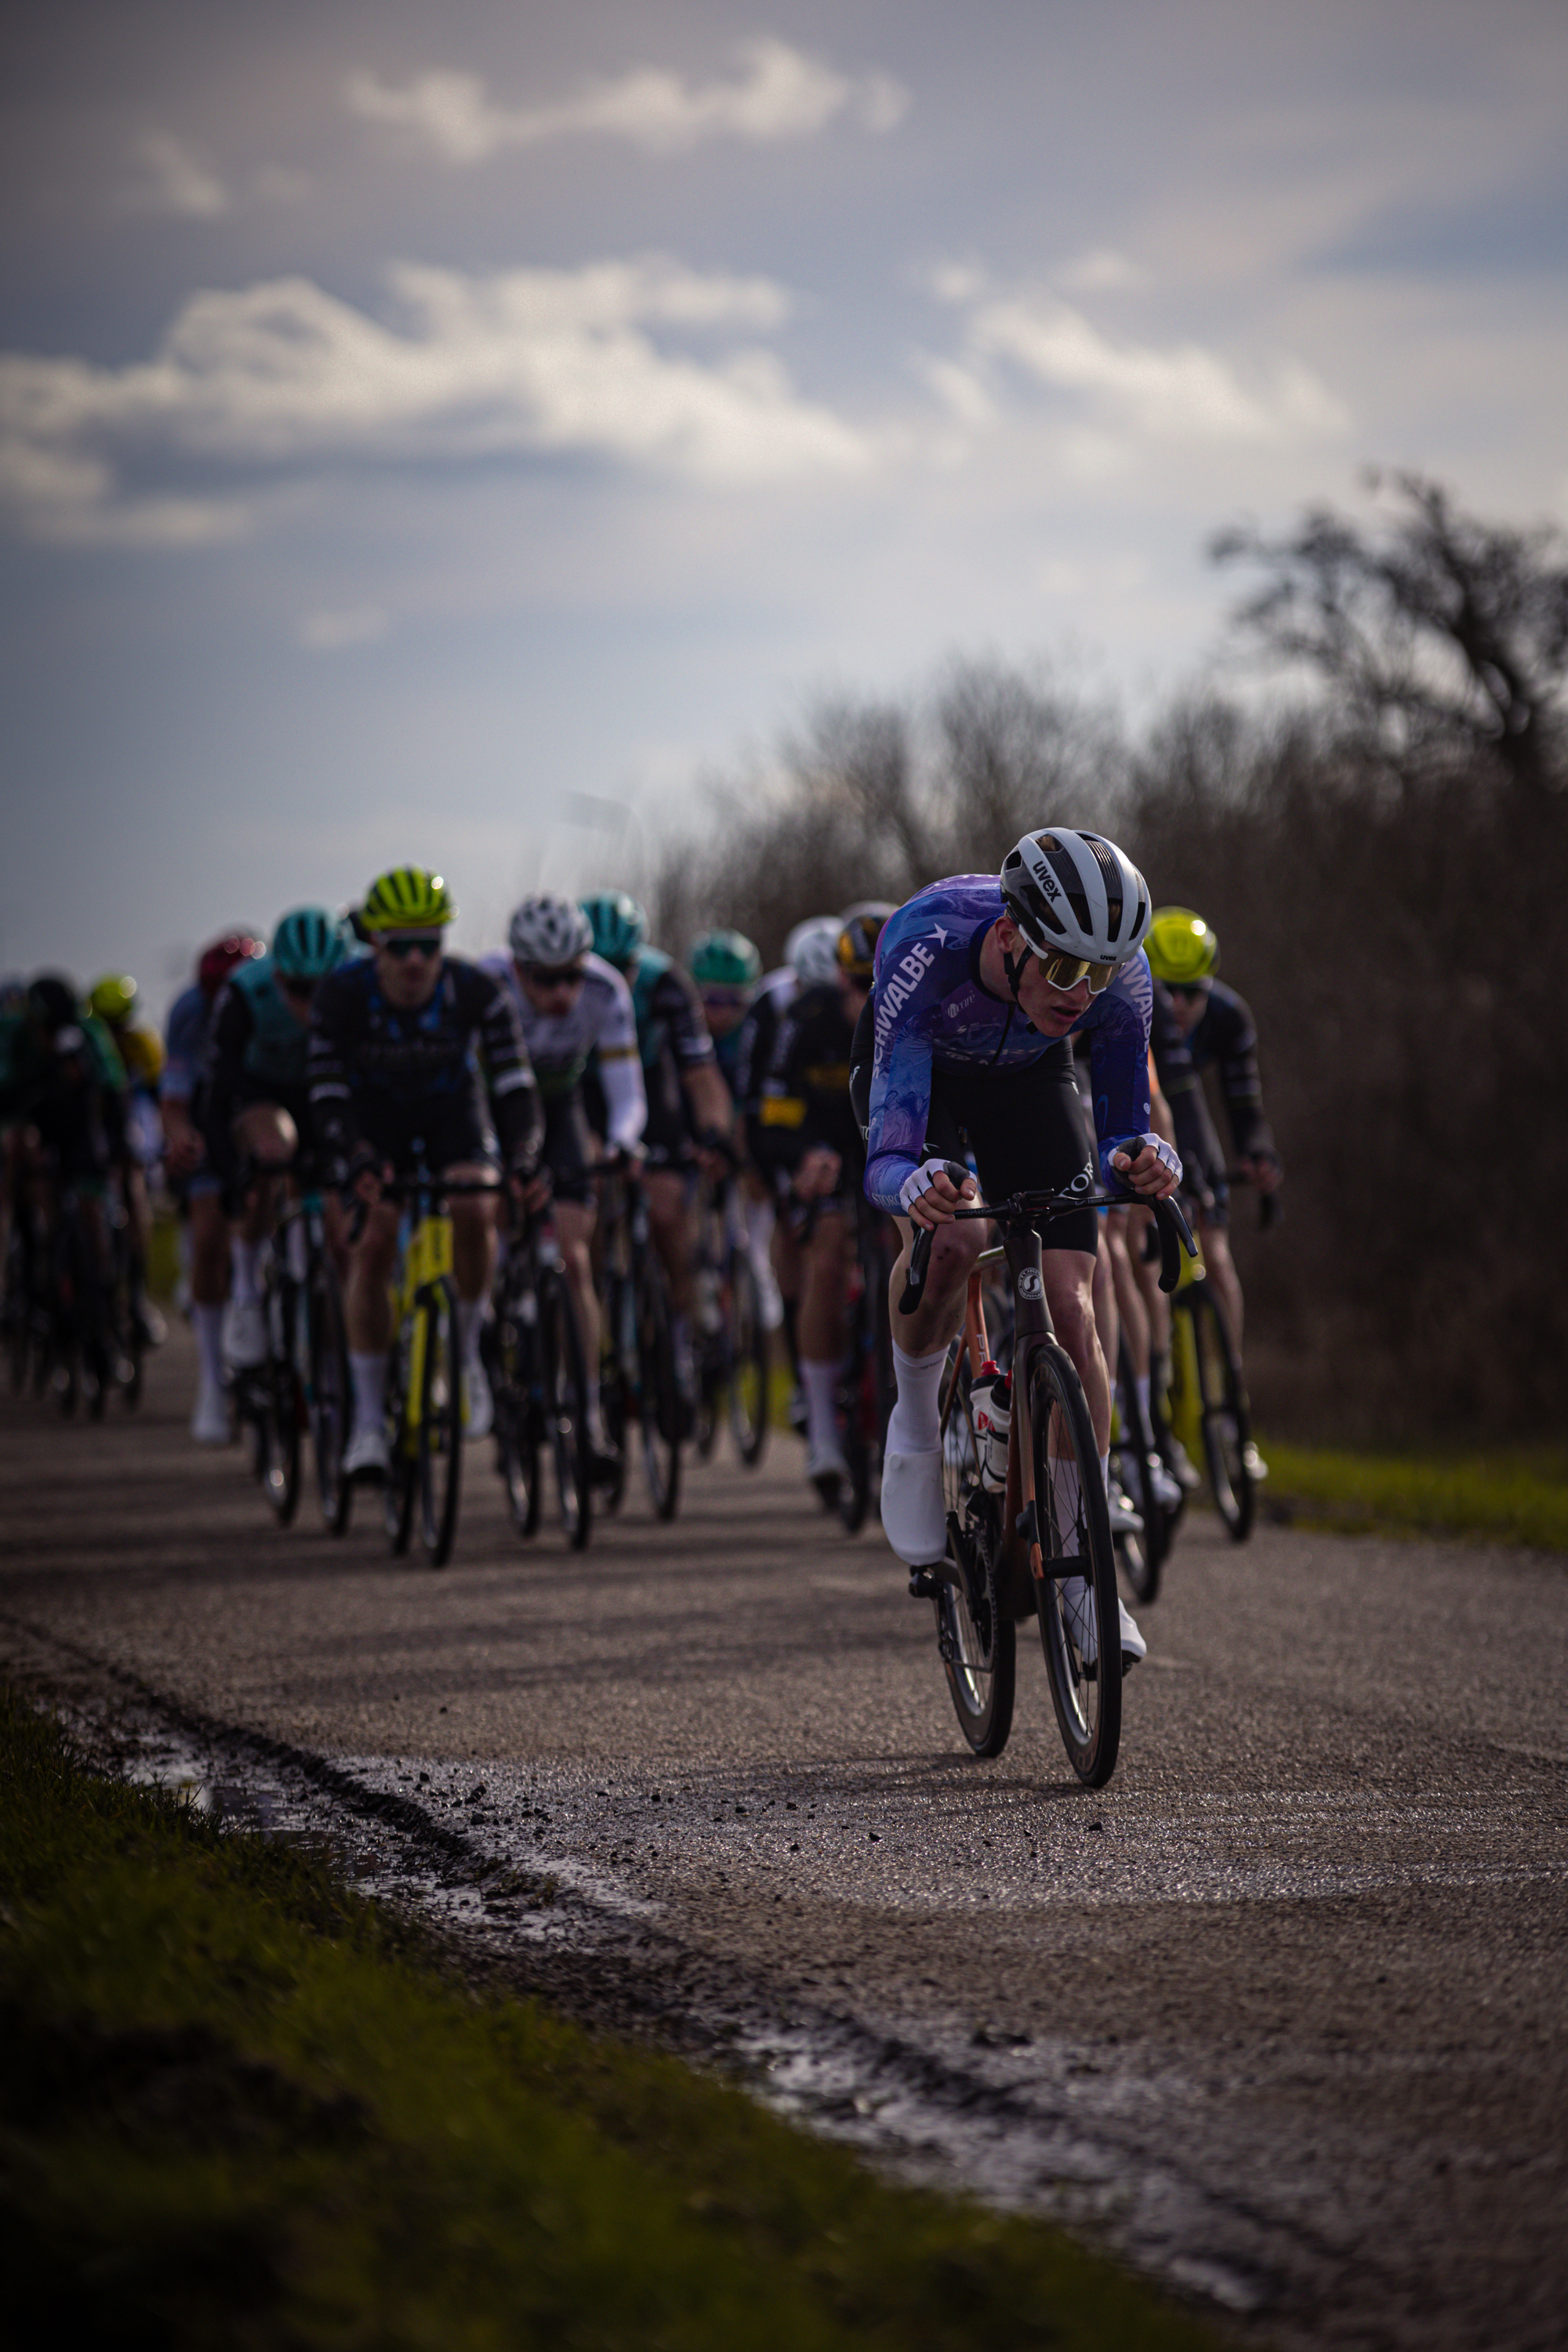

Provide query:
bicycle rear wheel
left=384, top=1338, right=416, bottom=1557
left=726, top=1244, right=769, bottom=1468
left=637, top=1257, right=681, bottom=1522
left=935, top=1351, right=1016, bottom=1756
left=540, top=1265, right=591, bottom=1551
left=308, top=1258, right=353, bottom=1535
left=488, top=1294, right=539, bottom=1540
left=1189, top=1284, right=1255, bottom=1542
left=416, top=1279, right=463, bottom=1566
left=256, top=1274, right=303, bottom=1524
left=1030, top=1341, right=1122, bottom=1788
left=1111, top=1338, right=1163, bottom=1606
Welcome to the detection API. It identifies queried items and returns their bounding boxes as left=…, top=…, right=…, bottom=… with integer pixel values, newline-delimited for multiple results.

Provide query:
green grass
left=0, top=1687, right=1219, bottom=2352
left=1261, top=1439, right=1568, bottom=1552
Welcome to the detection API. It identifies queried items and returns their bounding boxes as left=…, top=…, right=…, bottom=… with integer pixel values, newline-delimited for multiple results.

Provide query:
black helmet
left=27, top=975, right=79, bottom=1033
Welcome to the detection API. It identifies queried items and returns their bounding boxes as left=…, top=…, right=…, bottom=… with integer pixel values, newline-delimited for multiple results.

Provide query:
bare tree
left=1213, top=473, right=1568, bottom=796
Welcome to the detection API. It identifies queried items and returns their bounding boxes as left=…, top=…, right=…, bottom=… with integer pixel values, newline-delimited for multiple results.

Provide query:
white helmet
left=786, top=916, right=842, bottom=989
left=999, top=829, right=1150, bottom=967
left=508, top=895, right=593, bottom=967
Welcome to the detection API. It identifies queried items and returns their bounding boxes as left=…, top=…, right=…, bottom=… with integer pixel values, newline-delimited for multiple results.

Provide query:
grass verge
left=1261, top=1439, right=1568, bottom=1552
left=0, top=1686, right=1219, bottom=2352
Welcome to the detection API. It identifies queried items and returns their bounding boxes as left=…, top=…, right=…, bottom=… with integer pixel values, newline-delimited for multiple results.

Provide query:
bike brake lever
left=1152, top=1194, right=1197, bottom=1293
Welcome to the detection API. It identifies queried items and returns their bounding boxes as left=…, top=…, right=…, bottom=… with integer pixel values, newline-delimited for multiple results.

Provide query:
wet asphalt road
left=3, top=1331, right=1566, bottom=2352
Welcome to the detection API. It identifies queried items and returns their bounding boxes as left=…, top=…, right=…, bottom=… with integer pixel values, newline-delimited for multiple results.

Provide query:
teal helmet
left=272, top=906, right=350, bottom=980
left=689, top=928, right=761, bottom=989
left=580, top=891, right=648, bottom=971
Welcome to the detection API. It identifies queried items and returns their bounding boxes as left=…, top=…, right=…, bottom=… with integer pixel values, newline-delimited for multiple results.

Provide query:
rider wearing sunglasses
left=309, top=867, right=545, bottom=1479
left=854, top=827, right=1184, bottom=1675
left=198, top=906, right=350, bottom=1379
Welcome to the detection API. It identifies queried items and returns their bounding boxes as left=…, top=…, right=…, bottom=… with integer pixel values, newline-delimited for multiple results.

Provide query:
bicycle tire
left=935, top=1350, right=1017, bottom=1755
left=636, top=1257, right=681, bottom=1522
left=308, top=1258, right=354, bottom=1535
left=417, top=1278, right=463, bottom=1566
left=596, top=1272, right=630, bottom=1516
left=260, top=1273, right=303, bottom=1526
left=1111, top=1338, right=1163, bottom=1606
left=384, top=1327, right=416, bottom=1558
left=726, top=1245, right=770, bottom=1468
left=1188, top=1284, right=1255, bottom=1543
left=1030, top=1341, right=1122, bottom=1788
left=488, top=1293, right=539, bottom=1541
left=4, top=1228, right=31, bottom=1396
left=540, top=1265, right=591, bottom=1551
left=115, top=1232, right=147, bottom=1410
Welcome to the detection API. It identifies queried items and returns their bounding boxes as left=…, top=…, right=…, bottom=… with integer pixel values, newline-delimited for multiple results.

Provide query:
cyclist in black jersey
left=308, top=866, right=544, bottom=1481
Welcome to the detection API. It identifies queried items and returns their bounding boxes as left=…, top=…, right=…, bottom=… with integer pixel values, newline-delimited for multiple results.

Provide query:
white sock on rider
left=744, top=1197, right=775, bottom=1262
left=887, top=1341, right=949, bottom=1456
left=456, top=1296, right=484, bottom=1367
left=1099, top=1452, right=1110, bottom=1495
left=1134, top=1373, right=1151, bottom=1422
left=230, top=1238, right=260, bottom=1305
left=350, top=1351, right=387, bottom=1436
left=192, top=1301, right=225, bottom=1394
left=800, top=1359, right=840, bottom=1454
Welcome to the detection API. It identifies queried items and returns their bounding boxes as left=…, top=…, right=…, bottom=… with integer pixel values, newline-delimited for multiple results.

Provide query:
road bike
left=690, top=1167, right=771, bottom=1471
left=1160, top=1178, right=1276, bottom=1544
left=593, top=1155, right=681, bottom=1522
left=230, top=1160, right=351, bottom=1532
left=377, top=1164, right=500, bottom=1567
left=835, top=1193, right=898, bottom=1534
left=13, top=1178, right=123, bottom=1420
left=486, top=1193, right=592, bottom=1551
left=903, top=1175, right=1192, bottom=1787
left=1109, top=1330, right=1168, bottom=1604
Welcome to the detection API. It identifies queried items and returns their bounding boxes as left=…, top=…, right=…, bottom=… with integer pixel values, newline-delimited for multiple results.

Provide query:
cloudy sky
left=3, top=0, right=1564, bottom=1011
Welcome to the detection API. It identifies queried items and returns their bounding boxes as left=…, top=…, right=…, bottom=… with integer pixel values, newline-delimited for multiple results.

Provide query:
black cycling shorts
left=851, top=1000, right=1098, bottom=1255
left=352, top=1084, right=498, bottom=1176
left=540, top=1090, right=597, bottom=1206
left=31, top=1091, right=111, bottom=1189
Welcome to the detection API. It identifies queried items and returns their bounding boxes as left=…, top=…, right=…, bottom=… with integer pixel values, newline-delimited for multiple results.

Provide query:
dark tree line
left=652, top=481, right=1567, bottom=1441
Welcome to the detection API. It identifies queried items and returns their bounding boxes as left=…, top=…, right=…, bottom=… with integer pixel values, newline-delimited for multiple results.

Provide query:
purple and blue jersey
left=863, top=876, right=1155, bottom=1215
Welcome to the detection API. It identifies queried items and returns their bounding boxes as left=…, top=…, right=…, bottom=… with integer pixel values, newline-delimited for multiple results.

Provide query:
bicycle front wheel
left=936, top=1351, right=1016, bottom=1756
left=636, top=1258, right=681, bottom=1523
left=1030, top=1342, right=1122, bottom=1789
left=416, top=1279, right=463, bottom=1566
left=308, top=1258, right=353, bottom=1536
left=726, top=1245, right=770, bottom=1468
left=1188, top=1284, right=1255, bottom=1542
left=541, top=1266, right=591, bottom=1552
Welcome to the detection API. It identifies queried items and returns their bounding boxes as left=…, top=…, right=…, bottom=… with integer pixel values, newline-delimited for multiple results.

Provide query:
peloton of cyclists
left=199, top=909, right=353, bottom=1373
left=481, top=895, right=647, bottom=1482
left=1, top=976, right=129, bottom=1341
left=860, top=829, right=1181, bottom=1672
left=308, top=867, right=544, bottom=1483
left=162, top=932, right=265, bottom=1442
left=86, top=975, right=169, bottom=1350
left=579, top=892, right=735, bottom=1420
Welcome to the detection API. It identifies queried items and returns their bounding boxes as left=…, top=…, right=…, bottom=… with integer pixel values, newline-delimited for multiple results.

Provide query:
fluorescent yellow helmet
left=1145, top=906, right=1219, bottom=985
left=361, top=866, right=454, bottom=932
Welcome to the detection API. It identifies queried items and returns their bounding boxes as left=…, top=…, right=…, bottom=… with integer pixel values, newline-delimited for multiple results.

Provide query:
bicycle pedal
left=907, top=1566, right=939, bottom=1599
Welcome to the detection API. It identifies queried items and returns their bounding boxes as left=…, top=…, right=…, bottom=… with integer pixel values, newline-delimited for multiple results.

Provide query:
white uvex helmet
left=999, top=829, right=1151, bottom=966
left=785, top=916, right=842, bottom=989
left=508, top=895, right=593, bottom=966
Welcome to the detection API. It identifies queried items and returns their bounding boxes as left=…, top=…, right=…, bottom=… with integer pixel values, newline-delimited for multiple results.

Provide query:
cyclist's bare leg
left=445, top=1163, right=497, bottom=1306
left=232, top=1103, right=296, bottom=1246
left=1106, top=1207, right=1149, bottom=1374
left=887, top=1213, right=983, bottom=1359
left=554, top=1195, right=600, bottom=1385
left=1198, top=1213, right=1244, bottom=1348
left=1091, top=1223, right=1118, bottom=1377
left=345, top=1200, right=400, bottom=1355
left=645, top=1168, right=695, bottom=1316
left=799, top=1201, right=852, bottom=1473
left=1043, top=1247, right=1110, bottom=1454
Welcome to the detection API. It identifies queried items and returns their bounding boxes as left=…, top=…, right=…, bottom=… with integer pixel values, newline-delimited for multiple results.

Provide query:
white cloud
left=123, top=132, right=229, bottom=219
left=300, top=605, right=389, bottom=652
left=1058, top=249, right=1148, bottom=294
left=0, top=256, right=870, bottom=546
left=346, top=38, right=908, bottom=164
left=962, top=289, right=1349, bottom=446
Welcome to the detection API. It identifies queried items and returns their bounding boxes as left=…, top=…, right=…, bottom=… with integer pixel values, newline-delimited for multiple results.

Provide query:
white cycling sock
left=745, top=1198, right=775, bottom=1262
left=887, top=1341, right=949, bottom=1456
left=1134, top=1373, right=1152, bottom=1423
left=1100, top=1451, right=1110, bottom=1497
left=230, top=1238, right=260, bottom=1305
left=192, top=1301, right=225, bottom=1393
left=350, top=1351, right=387, bottom=1435
left=800, top=1359, right=840, bottom=1453
left=456, top=1296, right=484, bottom=1367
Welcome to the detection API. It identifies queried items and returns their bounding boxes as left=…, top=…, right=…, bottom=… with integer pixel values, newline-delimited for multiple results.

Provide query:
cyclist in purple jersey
left=862, top=830, right=1181, bottom=1674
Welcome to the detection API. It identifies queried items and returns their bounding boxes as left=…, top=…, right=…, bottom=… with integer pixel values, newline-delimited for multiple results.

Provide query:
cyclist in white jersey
left=481, top=897, right=646, bottom=1475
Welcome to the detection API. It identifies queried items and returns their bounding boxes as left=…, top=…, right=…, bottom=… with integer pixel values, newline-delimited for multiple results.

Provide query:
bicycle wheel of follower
left=416, top=1278, right=463, bottom=1566
left=488, top=1294, right=538, bottom=1541
left=636, top=1258, right=681, bottom=1522
left=726, top=1245, right=769, bottom=1468
left=1189, top=1284, right=1255, bottom=1543
left=596, top=1274, right=630, bottom=1515
left=1030, top=1341, right=1122, bottom=1788
left=262, top=1276, right=303, bottom=1525
left=539, top=1265, right=591, bottom=1550
left=935, top=1350, right=1017, bottom=1756
left=308, top=1258, right=353, bottom=1535
left=383, top=1334, right=416, bottom=1557
left=4, top=1226, right=31, bottom=1396
left=1111, top=1338, right=1162, bottom=1606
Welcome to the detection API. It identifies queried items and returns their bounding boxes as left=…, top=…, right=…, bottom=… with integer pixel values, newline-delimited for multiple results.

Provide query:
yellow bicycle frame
left=391, top=1210, right=455, bottom=1442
